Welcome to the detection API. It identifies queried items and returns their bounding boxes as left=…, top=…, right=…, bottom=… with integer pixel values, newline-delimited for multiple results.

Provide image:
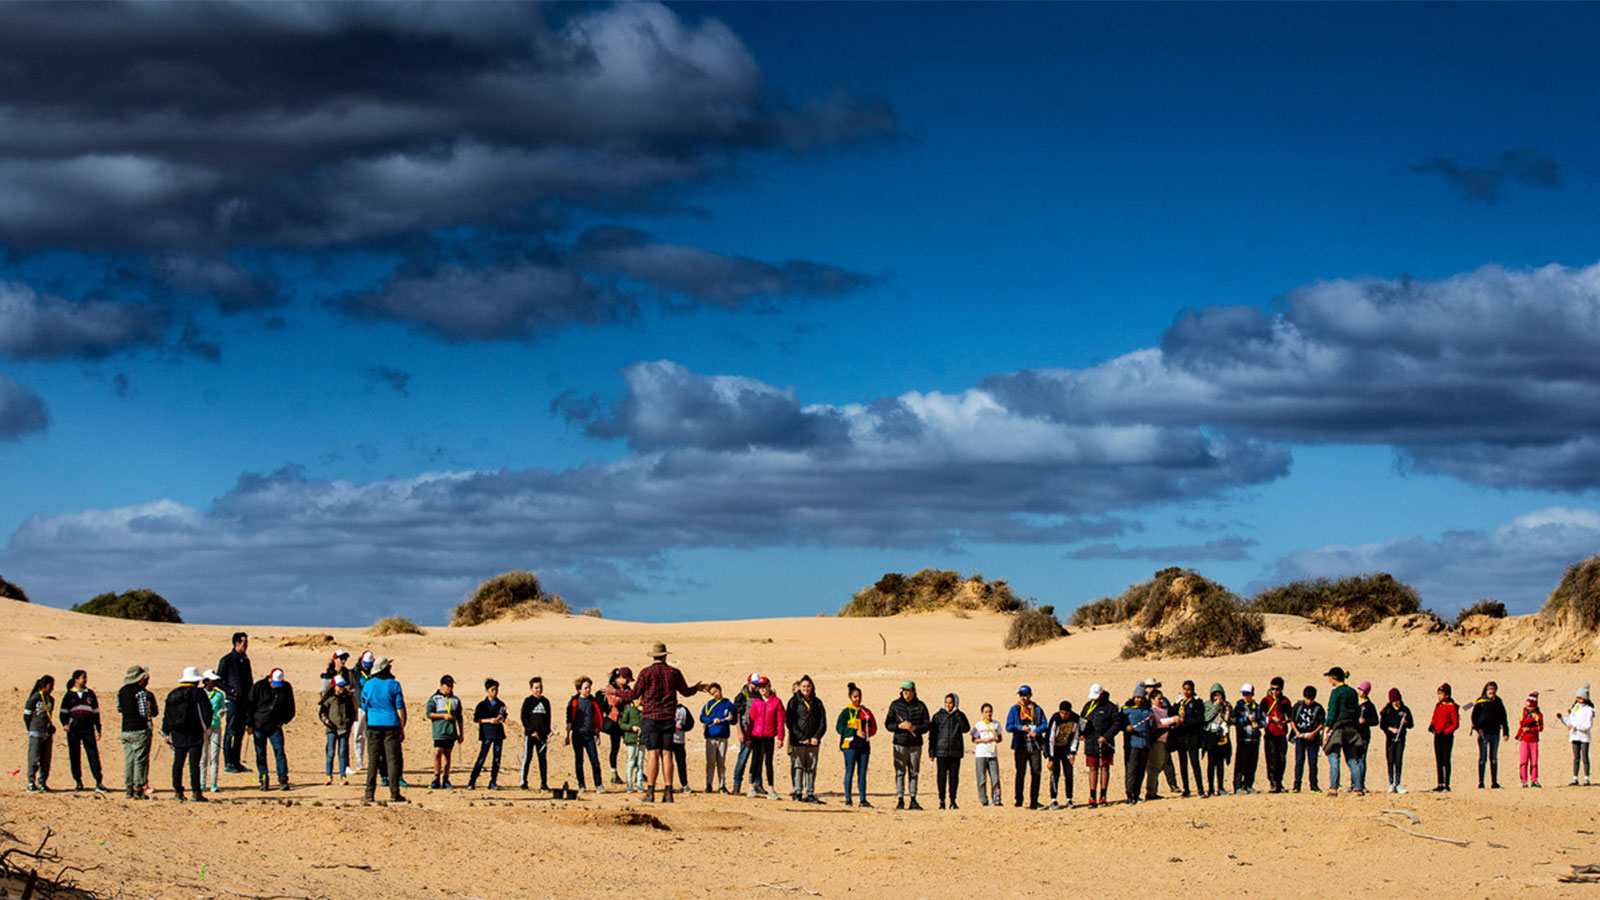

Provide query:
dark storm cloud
left=1411, top=148, right=1560, bottom=203
left=1066, top=536, right=1257, bottom=562
left=362, top=364, right=411, bottom=397
left=0, top=2, right=897, bottom=250
left=0, top=374, right=49, bottom=439
left=340, top=261, right=632, bottom=341
left=983, top=261, right=1600, bottom=490
left=1255, top=507, right=1600, bottom=615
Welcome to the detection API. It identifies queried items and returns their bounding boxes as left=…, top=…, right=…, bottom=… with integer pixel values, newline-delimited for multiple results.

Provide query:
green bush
left=1122, top=589, right=1266, bottom=659
left=839, top=569, right=1025, bottom=616
left=451, top=570, right=570, bottom=626
left=369, top=616, right=425, bottom=636
left=0, top=573, right=27, bottom=602
left=1072, top=567, right=1236, bottom=629
left=1249, top=573, right=1421, bottom=632
left=1004, top=605, right=1067, bottom=650
left=1544, top=555, right=1600, bottom=631
left=1454, top=598, right=1507, bottom=628
left=71, top=589, right=182, bottom=623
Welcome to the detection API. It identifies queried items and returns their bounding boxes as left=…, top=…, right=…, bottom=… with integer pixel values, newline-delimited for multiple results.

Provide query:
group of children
left=19, top=646, right=1600, bottom=810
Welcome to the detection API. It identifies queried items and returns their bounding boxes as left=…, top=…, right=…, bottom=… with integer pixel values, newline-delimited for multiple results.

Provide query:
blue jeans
left=572, top=734, right=602, bottom=788
left=1477, top=732, right=1501, bottom=786
left=733, top=739, right=752, bottom=788
left=254, top=728, right=287, bottom=782
left=842, top=747, right=869, bottom=800
left=324, top=731, right=349, bottom=777
left=1350, top=747, right=1368, bottom=791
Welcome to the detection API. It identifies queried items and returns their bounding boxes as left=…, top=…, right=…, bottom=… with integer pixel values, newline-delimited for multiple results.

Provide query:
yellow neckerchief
left=1085, top=699, right=1102, bottom=719
left=32, top=691, right=54, bottom=717
left=1474, top=696, right=1494, bottom=705
left=1524, top=708, right=1542, bottom=727
left=801, top=696, right=812, bottom=714
left=845, top=702, right=863, bottom=730
left=1572, top=701, right=1591, bottom=718
left=702, top=697, right=723, bottom=719
left=1018, top=702, right=1036, bottom=723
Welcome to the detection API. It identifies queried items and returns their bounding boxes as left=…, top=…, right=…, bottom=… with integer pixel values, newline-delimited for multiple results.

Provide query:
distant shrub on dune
left=369, top=616, right=425, bottom=636
left=1249, top=573, right=1421, bottom=632
left=840, top=569, right=1024, bottom=616
left=1080, top=568, right=1265, bottom=659
left=451, top=570, right=570, bottom=626
left=580, top=607, right=603, bottom=618
left=1005, top=604, right=1067, bottom=650
left=1544, top=554, right=1600, bottom=631
left=1454, top=598, right=1507, bottom=628
left=72, top=589, right=182, bottom=623
left=0, top=573, right=27, bottom=602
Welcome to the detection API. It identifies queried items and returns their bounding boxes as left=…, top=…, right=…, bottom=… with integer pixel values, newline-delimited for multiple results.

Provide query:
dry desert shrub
left=1454, top=598, right=1507, bottom=629
left=369, top=616, right=425, bottom=636
left=1249, top=572, right=1421, bottom=632
left=1082, top=568, right=1265, bottom=659
left=1544, top=554, right=1600, bottom=631
left=840, top=569, right=1024, bottom=616
left=1004, top=604, right=1067, bottom=650
left=0, top=572, right=27, bottom=602
left=451, top=570, right=570, bottom=626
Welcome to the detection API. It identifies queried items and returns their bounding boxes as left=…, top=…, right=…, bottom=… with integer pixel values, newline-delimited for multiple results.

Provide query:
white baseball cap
left=1088, top=682, right=1103, bottom=700
left=1240, top=682, right=1255, bottom=695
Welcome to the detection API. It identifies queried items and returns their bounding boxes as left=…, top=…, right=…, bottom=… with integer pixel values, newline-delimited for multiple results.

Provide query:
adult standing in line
left=971, top=703, right=1003, bottom=807
left=1146, top=678, right=1180, bottom=794
left=634, top=642, right=707, bottom=803
left=1145, top=687, right=1174, bottom=801
left=200, top=670, right=226, bottom=793
left=745, top=675, right=784, bottom=799
left=117, top=665, right=157, bottom=799
left=1322, top=667, right=1361, bottom=796
left=160, top=667, right=213, bottom=802
left=1428, top=683, right=1460, bottom=792
left=23, top=675, right=56, bottom=792
left=1007, top=686, right=1047, bottom=809
left=1558, top=684, right=1594, bottom=786
left=360, top=656, right=408, bottom=803
left=1173, top=680, right=1206, bottom=798
left=250, top=667, right=296, bottom=790
left=786, top=674, right=828, bottom=803
left=928, top=692, right=969, bottom=810
left=60, top=669, right=107, bottom=792
left=835, top=683, right=876, bottom=807
left=216, top=632, right=252, bottom=773
left=1080, top=684, right=1119, bottom=807
left=1470, top=681, right=1510, bottom=790
left=885, top=680, right=931, bottom=810
left=1232, top=683, right=1264, bottom=793
left=699, top=683, right=735, bottom=794
left=1262, top=677, right=1291, bottom=794
left=1380, top=688, right=1414, bottom=793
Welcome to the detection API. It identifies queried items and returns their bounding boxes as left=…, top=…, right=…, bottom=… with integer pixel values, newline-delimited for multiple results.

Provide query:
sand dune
left=3, top=600, right=1597, bottom=898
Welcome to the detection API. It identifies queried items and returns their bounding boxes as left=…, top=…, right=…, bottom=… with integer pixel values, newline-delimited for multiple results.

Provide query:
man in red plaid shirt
left=633, top=641, right=706, bottom=803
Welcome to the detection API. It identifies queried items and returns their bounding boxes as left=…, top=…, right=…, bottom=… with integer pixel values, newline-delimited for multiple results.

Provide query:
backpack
left=166, top=687, right=202, bottom=735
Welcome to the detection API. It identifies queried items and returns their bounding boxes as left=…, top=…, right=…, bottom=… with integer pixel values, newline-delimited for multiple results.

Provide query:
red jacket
left=1429, top=701, right=1459, bottom=735
left=747, top=694, right=786, bottom=741
left=1516, top=709, right=1543, bottom=743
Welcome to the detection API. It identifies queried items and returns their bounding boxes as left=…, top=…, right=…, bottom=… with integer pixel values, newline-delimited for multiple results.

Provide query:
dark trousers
left=1293, top=738, right=1320, bottom=790
left=253, top=729, right=288, bottom=782
left=673, top=743, right=689, bottom=787
left=1176, top=740, right=1203, bottom=794
left=1013, top=747, right=1041, bottom=806
left=68, top=731, right=103, bottom=786
left=1206, top=742, right=1228, bottom=793
left=1124, top=746, right=1149, bottom=800
left=520, top=733, right=548, bottom=788
left=172, top=743, right=202, bottom=795
left=1049, top=753, right=1073, bottom=801
left=1477, top=732, right=1501, bottom=786
left=364, top=726, right=403, bottom=799
left=607, top=728, right=623, bottom=773
left=573, top=734, right=602, bottom=788
left=1234, top=739, right=1260, bottom=789
left=470, top=739, right=502, bottom=785
left=1434, top=733, right=1453, bottom=787
left=224, top=697, right=248, bottom=768
left=935, top=756, right=960, bottom=803
left=1264, top=733, right=1288, bottom=788
left=750, top=737, right=776, bottom=791
left=1386, top=736, right=1406, bottom=785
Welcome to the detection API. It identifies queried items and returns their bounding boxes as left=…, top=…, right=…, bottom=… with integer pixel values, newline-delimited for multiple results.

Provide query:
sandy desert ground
left=3, top=599, right=1598, bottom=899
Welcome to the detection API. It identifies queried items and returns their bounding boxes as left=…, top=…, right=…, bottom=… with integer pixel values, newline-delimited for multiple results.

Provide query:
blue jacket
left=1124, top=706, right=1153, bottom=750
left=360, top=674, right=405, bottom=727
left=699, top=698, right=735, bottom=739
left=1233, top=698, right=1265, bottom=742
left=1005, top=702, right=1048, bottom=751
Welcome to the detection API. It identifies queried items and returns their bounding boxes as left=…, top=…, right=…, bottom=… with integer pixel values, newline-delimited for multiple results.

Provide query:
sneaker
left=908, top=799, right=924, bottom=810
left=805, top=795, right=821, bottom=804
left=26, top=784, right=39, bottom=793
left=442, top=780, right=454, bottom=790
left=1049, top=800, right=1059, bottom=810
left=192, top=792, right=209, bottom=803
left=96, top=783, right=109, bottom=793
left=430, top=779, right=441, bottom=790
left=391, top=794, right=409, bottom=803
left=844, top=798, right=853, bottom=807
left=896, top=798, right=905, bottom=810
left=325, top=777, right=334, bottom=786
left=979, top=797, right=989, bottom=806
left=175, top=792, right=187, bottom=802
left=1065, top=800, right=1074, bottom=809
left=766, top=790, right=779, bottom=800
left=1532, top=781, right=1542, bottom=788
left=1396, top=786, right=1407, bottom=794
left=259, top=775, right=270, bottom=790
left=1571, top=778, right=1580, bottom=786
left=488, top=782, right=499, bottom=791
left=1586, top=777, right=1592, bottom=786
left=1490, top=783, right=1502, bottom=789
left=611, top=774, right=624, bottom=785
left=345, top=767, right=356, bottom=777
left=341, top=778, right=349, bottom=786
left=74, top=781, right=84, bottom=792
left=859, top=798, right=873, bottom=808
left=950, top=800, right=958, bottom=810
left=719, top=786, right=730, bottom=794
left=939, top=800, right=946, bottom=810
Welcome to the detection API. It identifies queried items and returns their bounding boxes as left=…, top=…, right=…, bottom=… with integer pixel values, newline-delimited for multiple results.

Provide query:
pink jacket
left=748, top=694, right=786, bottom=741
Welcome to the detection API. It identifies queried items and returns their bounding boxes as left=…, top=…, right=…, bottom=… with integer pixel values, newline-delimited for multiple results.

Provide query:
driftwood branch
left=756, top=883, right=822, bottom=897
left=1381, top=820, right=1469, bottom=847
left=1380, top=808, right=1420, bottom=825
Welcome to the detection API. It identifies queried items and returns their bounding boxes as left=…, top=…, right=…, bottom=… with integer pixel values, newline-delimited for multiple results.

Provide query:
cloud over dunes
left=0, top=374, right=48, bottom=439
left=983, top=261, right=1600, bottom=490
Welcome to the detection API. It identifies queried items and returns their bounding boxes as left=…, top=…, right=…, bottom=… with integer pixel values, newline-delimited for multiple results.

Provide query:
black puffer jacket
left=785, top=693, right=828, bottom=747
left=249, top=678, right=296, bottom=734
left=885, top=696, right=931, bottom=747
left=1079, top=694, right=1122, bottom=754
left=928, top=708, right=971, bottom=758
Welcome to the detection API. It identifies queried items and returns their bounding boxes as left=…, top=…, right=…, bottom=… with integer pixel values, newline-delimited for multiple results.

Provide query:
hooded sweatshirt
left=1203, top=684, right=1230, bottom=746
left=929, top=704, right=971, bottom=758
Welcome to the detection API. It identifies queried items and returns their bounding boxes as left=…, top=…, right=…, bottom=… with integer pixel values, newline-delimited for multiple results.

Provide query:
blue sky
left=2, top=2, right=1598, bottom=625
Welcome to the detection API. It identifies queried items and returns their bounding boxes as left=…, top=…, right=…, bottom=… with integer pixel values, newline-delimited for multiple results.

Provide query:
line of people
left=20, top=638, right=1598, bottom=808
